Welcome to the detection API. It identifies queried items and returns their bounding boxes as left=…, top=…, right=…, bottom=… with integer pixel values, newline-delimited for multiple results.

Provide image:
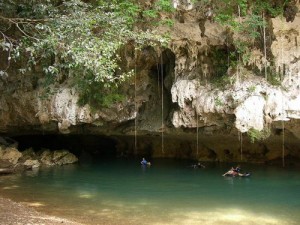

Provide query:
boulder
left=39, top=149, right=54, bottom=166
left=19, top=148, right=38, bottom=163
left=23, top=159, right=40, bottom=169
left=37, top=149, right=78, bottom=166
left=53, top=150, right=78, bottom=166
left=0, top=146, right=22, bottom=165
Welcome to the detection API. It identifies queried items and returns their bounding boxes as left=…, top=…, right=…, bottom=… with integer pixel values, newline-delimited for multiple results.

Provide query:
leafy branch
left=0, top=0, right=170, bottom=107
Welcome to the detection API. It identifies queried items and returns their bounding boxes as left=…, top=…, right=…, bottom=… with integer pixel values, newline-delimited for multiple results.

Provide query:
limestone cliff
left=1, top=1, right=300, bottom=164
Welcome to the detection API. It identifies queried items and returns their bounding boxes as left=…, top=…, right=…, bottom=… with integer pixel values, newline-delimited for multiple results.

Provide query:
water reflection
left=25, top=167, right=39, bottom=177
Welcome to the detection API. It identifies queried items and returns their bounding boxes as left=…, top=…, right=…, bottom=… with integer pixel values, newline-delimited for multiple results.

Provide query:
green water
left=0, top=159, right=300, bottom=225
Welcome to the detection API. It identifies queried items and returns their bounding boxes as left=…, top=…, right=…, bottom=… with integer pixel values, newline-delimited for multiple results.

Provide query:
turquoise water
left=0, top=159, right=300, bottom=225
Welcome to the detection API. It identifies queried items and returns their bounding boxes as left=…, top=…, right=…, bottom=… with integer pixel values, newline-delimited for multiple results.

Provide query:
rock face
left=0, top=146, right=22, bottom=165
left=41, top=149, right=78, bottom=166
left=0, top=2, right=300, bottom=164
left=0, top=145, right=78, bottom=174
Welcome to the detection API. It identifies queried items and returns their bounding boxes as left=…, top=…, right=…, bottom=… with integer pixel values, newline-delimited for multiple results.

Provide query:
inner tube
left=224, top=172, right=251, bottom=177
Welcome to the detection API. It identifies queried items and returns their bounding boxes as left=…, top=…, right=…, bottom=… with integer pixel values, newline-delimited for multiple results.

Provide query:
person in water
left=233, top=165, right=241, bottom=173
left=191, top=162, right=205, bottom=169
left=223, top=166, right=241, bottom=176
left=141, top=158, right=151, bottom=166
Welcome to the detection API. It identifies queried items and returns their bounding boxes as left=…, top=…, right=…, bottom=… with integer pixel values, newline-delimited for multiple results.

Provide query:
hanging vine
left=196, top=114, right=199, bottom=157
left=134, top=49, right=138, bottom=153
left=282, top=119, right=285, bottom=167
left=239, top=131, right=243, bottom=161
left=161, top=54, right=165, bottom=154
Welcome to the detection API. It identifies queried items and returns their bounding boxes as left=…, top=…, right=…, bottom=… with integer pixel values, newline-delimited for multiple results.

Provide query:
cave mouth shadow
left=12, top=134, right=119, bottom=161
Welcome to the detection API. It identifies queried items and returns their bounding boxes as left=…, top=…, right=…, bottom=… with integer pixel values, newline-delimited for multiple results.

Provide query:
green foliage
left=214, top=97, right=223, bottom=106
left=216, top=14, right=263, bottom=64
left=160, top=18, right=175, bottom=27
left=267, top=72, right=282, bottom=86
left=211, top=47, right=229, bottom=77
left=76, top=76, right=125, bottom=109
left=215, top=14, right=234, bottom=26
left=1, top=0, right=169, bottom=108
left=242, top=15, right=264, bottom=39
left=214, top=0, right=290, bottom=69
left=247, top=127, right=271, bottom=143
left=143, top=0, right=175, bottom=27
left=143, top=10, right=158, bottom=19
left=251, top=0, right=286, bottom=17
left=113, top=1, right=140, bottom=26
left=155, top=0, right=175, bottom=13
left=247, top=85, right=256, bottom=92
left=211, top=75, right=235, bottom=89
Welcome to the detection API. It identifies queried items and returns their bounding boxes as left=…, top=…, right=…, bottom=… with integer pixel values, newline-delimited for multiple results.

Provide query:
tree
left=0, top=0, right=169, bottom=107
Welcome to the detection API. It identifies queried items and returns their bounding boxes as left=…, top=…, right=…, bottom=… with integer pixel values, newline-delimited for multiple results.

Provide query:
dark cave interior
left=12, top=134, right=119, bottom=160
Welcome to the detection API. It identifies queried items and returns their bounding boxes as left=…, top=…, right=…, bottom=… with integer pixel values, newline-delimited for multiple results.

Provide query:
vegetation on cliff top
left=0, top=0, right=170, bottom=107
left=215, top=0, right=295, bottom=82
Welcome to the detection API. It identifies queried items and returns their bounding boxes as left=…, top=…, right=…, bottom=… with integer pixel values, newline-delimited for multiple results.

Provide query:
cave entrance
left=12, top=134, right=118, bottom=161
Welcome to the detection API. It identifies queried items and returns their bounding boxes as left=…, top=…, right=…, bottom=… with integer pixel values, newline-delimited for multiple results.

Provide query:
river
left=0, top=158, right=299, bottom=225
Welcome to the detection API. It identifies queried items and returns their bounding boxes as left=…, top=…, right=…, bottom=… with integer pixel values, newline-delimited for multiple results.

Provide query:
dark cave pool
left=0, top=159, right=300, bottom=225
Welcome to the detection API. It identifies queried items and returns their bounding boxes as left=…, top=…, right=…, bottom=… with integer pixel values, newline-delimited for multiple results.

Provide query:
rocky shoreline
left=0, top=196, right=82, bottom=225
left=0, top=143, right=83, bottom=224
left=0, top=141, right=79, bottom=175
